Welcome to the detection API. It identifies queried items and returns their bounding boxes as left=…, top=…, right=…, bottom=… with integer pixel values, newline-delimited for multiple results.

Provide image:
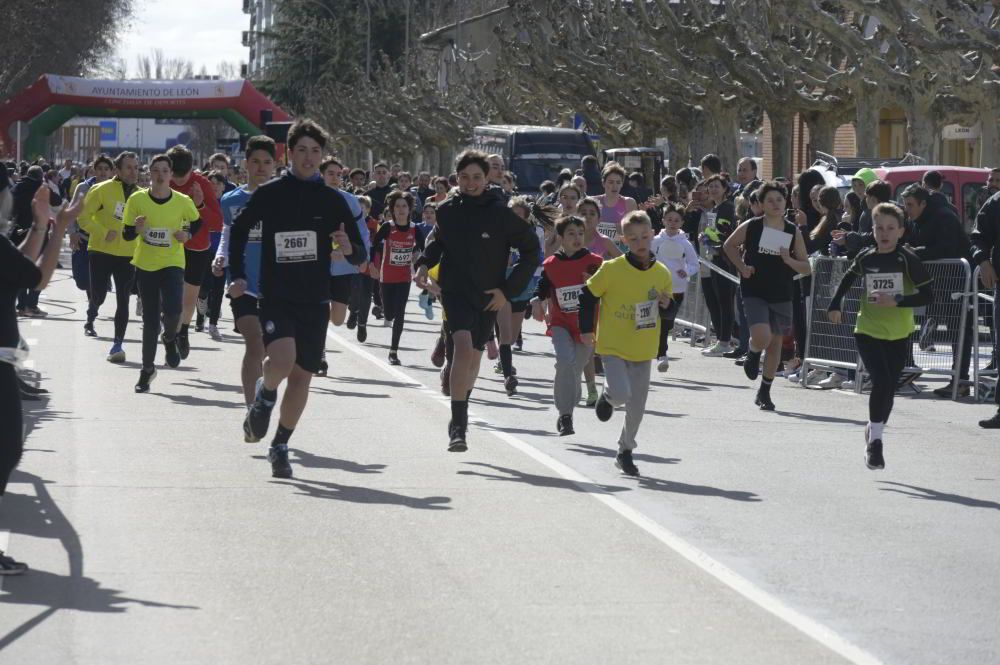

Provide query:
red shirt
left=542, top=251, right=603, bottom=342
left=373, top=222, right=424, bottom=284
left=171, top=172, right=223, bottom=251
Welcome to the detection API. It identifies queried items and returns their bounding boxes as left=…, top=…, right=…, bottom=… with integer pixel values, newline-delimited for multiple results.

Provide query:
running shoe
left=486, top=339, right=499, bottom=361
left=743, top=351, right=762, bottom=381
left=615, top=450, right=640, bottom=477
left=557, top=414, right=574, bottom=436
left=162, top=334, right=181, bottom=368
left=346, top=312, right=358, bottom=330
left=787, top=371, right=801, bottom=383
left=268, top=444, right=293, bottom=478
left=494, top=361, right=504, bottom=375
left=26, top=307, right=47, bottom=318
left=134, top=367, right=157, bottom=393
left=441, top=367, right=451, bottom=396
left=803, top=369, right=827, bottom=386
left=372, top=305, right=383, bottom=320
left=418, top=292, right=434, bottom=320
left=504, top=375, right=518, bottom=396
left=514, top=333, right=523, bottom=352
left=818, top=373, right=844, bottom=389
left=585, top=386, right=598, bottom=407
left=107, top=342, right=126, bottom=364
left=388, top=352, right=401, bottom=366
left=431, top=337, right=446, bottom=368
left=448, top=421, right=468, bottom=452
left=0, top=550, right=28, bottom=575
left=865, top=440, right=885, bottom=470
left=979, top=410, right=1000, bottom=429
left=176, top=330, right=190, bottom=360
left=917, top=317, right=936, bottom=351
left=83, top=321, right=97, bottom=337
left=195, top=314, right=205, bottom=333
left=656, top=356, right=670, bottom=373
left=755, top=391, right=776, bottom=411
left=701, top=340, right=727, bottom=357
left=595, top=391, right=614, bottom=421
left=245, top=378, right=276, bottom=442
left=723, top=347, right=747, bottom=359
left=933, top=382, right=970, bottom=398
left=356, top=324, right=367, bottom=343
left=196, top=297, right=208, bottom=316
left=316, top=357, right=328, bottom=377
left=208, top=324, right=222, bottom=341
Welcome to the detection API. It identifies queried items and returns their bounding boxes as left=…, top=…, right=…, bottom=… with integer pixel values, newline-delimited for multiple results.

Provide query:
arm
left=333, top=195, right=366, bottom=266
left=578, top=285, right=598, bottom=335
left=534, top=270, right=552, bottom=300
left=970, top=197, right=998, bottom=280
left=683, top=237, right=699, bottom=276
left=76, top=183, right=106, bottom=236
left=24, top=187, right=77, bottom=291
left=897, top=282, right=934, bottom=308
left=502, top=215, right=542, bottom=302
left=370, top=222, right=391, bottom=263
left=602, top=235, right=623, bottom=257
left=229, top=190, right=264, bottom=282
left=18, top=186, right=52, bottom=259
left=828, top=265, right=860, bottom=312
left=781, top=227, right=812, bottom=275
left=215, top=223, right=233, bottom=266
left=199, top=179, right=223, bottom=232
left=722, top=221, right=751, bottom=277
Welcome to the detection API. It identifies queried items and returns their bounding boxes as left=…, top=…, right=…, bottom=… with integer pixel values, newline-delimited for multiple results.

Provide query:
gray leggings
left=551, top=326, right=593, bottom=416
left=601, top=355, right=652, bottom=452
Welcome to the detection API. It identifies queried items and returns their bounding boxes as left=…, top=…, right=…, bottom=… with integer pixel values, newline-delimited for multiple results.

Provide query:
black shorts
left=259, top=299, right=330, bottom=373
left=183, top=248, right=213, bottom=287
left=510, top=299, right=530, bottom=314
left=230, top=293, right=259, bottom=323
left=330, top=274, right=354, bottom=305
left=441, top=291, right=497, bottom=351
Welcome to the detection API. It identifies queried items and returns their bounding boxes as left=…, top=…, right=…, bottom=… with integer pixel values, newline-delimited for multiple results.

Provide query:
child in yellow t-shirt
left=578, top=211, right=672, bottom=476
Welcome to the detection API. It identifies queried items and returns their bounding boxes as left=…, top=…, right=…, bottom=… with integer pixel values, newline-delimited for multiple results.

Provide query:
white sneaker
left=842, top=379, right=856, bottom=390
left=804, top=369, right=828, bottom=386
left=196, top=297, right=208, bottom=316
left=818, top=373, right=844, bottom=389
left=701, top=341, right=727, bottom=357
left=787, top=371, right=801, bottom=383
left=208, top=324, right=222, bottom=341
left=657, top=356, right=670, bottom=373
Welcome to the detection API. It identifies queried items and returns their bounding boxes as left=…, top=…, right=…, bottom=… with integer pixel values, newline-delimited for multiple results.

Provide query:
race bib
left=144, top=227, right=171, bottom=248
left=660, top=241, right=684, bottom=260
left=275, top=231, right=317, bottom=263
left=113, top=202, right=125, bottom=221
left=597, top=222, right=619, bottom=241
left=867, top=272, right=902, bottom=302
left=635, top=299, right=658, bottom=330
left=555, top=284, right=583, bottom=313
left=247, top=219, right=262, bottom=243
left=389, top=245, right=413, bottom=266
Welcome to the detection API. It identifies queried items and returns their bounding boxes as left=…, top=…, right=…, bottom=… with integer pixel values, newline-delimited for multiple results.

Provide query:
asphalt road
left=1, top=269, right=998, bottom=664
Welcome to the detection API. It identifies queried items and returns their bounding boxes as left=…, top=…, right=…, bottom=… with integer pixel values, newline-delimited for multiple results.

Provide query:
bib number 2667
left=275, top=231, right=317, bottom=263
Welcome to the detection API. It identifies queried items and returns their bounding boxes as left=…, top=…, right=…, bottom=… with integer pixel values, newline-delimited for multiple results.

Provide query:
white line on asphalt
left=30, top=319, right=42, bottom=327
left=326, top=328, right=883, bottom=665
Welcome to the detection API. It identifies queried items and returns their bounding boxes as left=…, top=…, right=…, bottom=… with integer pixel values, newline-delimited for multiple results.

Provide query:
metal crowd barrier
left=802, top=256, right=974, bottom=401
left=671, top=258, right=742, bottom=348
left=972, top=265, right=997, bottom=403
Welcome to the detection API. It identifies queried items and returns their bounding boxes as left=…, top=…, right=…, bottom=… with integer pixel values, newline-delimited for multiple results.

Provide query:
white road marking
left=30, top=320, right=42, bottom=327
left=326, top=328, right=883, bottom=665
left=25, top=339, right=38, bottom=346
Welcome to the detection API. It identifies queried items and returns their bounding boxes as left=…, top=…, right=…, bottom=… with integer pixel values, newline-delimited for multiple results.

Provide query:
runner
left=723, top=181, right=812, bottom=411
left=229, top=119, right=365, bottom=479
left=578, top=210, right=673, bottom=476
left=415, top=150, right=541, bottom=452
left=596, top=162, right=637, bottom=251
left=699, top=174, right=739, bottom=357
left=346, top=195, right=378, bottom=338
left=827, top=203, right=934, bottom=469
left=121, top=154, right=201, bottom=393
left=371, top=190, right=425, bottom=365
left=212, top=135, right=276, bottom=406
left=196, top=170, right=229, bottom=340
left=166, top=145, right=224, bottom=361
left=532, top=215, right=603, bottom=435
left=651, top=203, right=699, bottom=372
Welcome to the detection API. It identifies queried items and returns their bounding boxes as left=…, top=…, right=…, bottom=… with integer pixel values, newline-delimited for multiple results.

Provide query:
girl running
left=596, top=162, right=637, bottom=251
left=652, top=203, right=699, bottom=372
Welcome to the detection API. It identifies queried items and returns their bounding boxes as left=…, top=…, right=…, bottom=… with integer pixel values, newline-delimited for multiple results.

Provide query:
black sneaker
left=194, top=313, right=205, bottom=333
left=917, top=317, right=936, bottom=351
left=346, top=312, right=358, bottom=330
left=372, top=305, right=383, bottom=320
left=0, top=550, right=28, bottom=575
left=356, top=324, right=367, bottom=343
left=441, top=367, right=451, bottom=396
left=595, top=391, right=614, bottom=422
left=743, top=351, right=761, bottom=381
left=388, top=352, right=401, bottom=366
left=245, top=378, right=276, bottom=442
left=176, top=331, right=190, bottom=360
left=723, top=347, right=747, bottom=359
left=135, top=367, right=157, bottom=393
left=315, top=359, right=328, bottom=376
left=504, top=375, right=518, bottom=396
left=162, top=334, right=181, bottom=368
left=865, top=439, right=885, bottom=470
left=83, top=320, right=97, bottom=337
left=448, top=421, right=468, bottom=452
left=755, top=390, right=775, bottom=411
left=979, top=410, right=1000, bottom=429
left=615, top=450, right=640, bottom=476
left=431, top=337, right=446, bottom=368
left=933, top=383, right=971, bottom=399
left=557, top=414, right=574, bottom=436
left=268, top=444, right=293, bottom=478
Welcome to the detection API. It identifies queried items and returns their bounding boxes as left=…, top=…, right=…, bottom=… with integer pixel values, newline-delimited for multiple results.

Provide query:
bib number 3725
left=275, top=231, right=317, bottom=263
left=867, top=272, right=902, bottom=303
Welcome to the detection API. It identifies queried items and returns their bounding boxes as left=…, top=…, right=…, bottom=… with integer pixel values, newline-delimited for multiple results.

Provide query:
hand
left=332, top=229, right=352, bottom=255
left=738, top=263, right=755, bottom=279
left=69, top=232, right=80, bottom=251
left=330, top=248, right=345, bottom=262
left=228, top=278, right=247, bottom=299
left=189, top=184, right=205, bottom=208
left=31, top=184, right=51, bottom=228
left=581, top=332, right=595, bottom=346
left=105, top=229, right=118, bottom=243
left=794, top=209, right=807, bottom=226
left=212, top=256, right=226, bottom=277
left=827, top=310, right=842, bottom=325
left=532, top=300, right=546, bottom=322
left=426, top=278, right=442, bottom=298
left=358, top=261, right=368, bottom=274
left=657, top=291, right=673, bottom=307
left=871, top=292, right=897, bottom=307
left=484, top=288, right=507, bottom=312
left=831, top=229, right=847, bottom=246
left=676, top=269, right=687, bottom=279
left=980, top=261, right=996, bottom=290
left=134, top=215, right=147, bottom=232
left=414, top=265, right=429, bottom=289
left=174, top=229, right=190, bottom=243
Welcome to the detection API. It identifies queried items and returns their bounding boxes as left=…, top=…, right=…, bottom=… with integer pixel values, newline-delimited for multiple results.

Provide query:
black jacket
left=10, top=174, right=41, bottom=231
left=909, top=197, right=970, bottom=262
left=229, top=172, right=364, bottom=304
left=417, top=188, right=540, bottom=309
left=971, top=190, right=1000, bottom=269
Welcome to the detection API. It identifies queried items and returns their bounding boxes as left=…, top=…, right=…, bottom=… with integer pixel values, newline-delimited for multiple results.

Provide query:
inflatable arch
left=0, top=75, right=291, bottom=158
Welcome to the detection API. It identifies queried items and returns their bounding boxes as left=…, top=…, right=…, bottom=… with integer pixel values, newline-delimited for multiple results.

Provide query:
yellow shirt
left=586, top=255, right=672, bottom=362
left=79, top=179, right=140, bottom=257
left=124, top=190, right=199, bottom=272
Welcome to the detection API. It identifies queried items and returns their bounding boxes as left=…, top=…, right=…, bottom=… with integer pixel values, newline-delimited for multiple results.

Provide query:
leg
left=159, top=268, right=185, bottom=346
left=882, top=337, right=909, bottom=424
left=601, top=355, right=632, bottom=408
left=262, top=337, right=296, bottom=392
left=618, top=360, right=652, bottom=453
left=551, top=327, right=579, bottom=416
left=110, top=256, right=135, bottom=341
left=712, top=270, right=735, bottom=343
left=207, top=271, right=225, bottom=326
left=701, top=275, right=721, bottom=337
left=330, top=302, right=349, bottom=326
left=735, top=287, right=750, bottom=353
left=855, top=333, right=893, bottom=429
left=277, top=363, right=314, bottom=431
left=0, top=365, right=24, bottom=497
left=135, top=269, right=161, bottom=368
left=86, top=251, right=114, bottom=326
left=237, top=314, right=265, bottom=406
left=792, top=279, right=808, bottom=361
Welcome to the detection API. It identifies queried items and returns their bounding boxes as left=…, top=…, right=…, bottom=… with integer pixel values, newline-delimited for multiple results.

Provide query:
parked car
left=469, top=125, right=596, bottom=196
left=873, top=166, right=991, bottom=232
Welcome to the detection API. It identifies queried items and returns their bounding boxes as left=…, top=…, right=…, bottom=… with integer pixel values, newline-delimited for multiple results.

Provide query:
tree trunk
left=689, top=107, right=712, bottom=167
left=979, top=110, right=999, bottom=169
left=854, top=89, right=881, bottom=158
left=669, top=126, right=691, bottom=172
left=906, top=101, right=938, bottom=163
left=805, top=112, right=838, bottom=161
left=769, top=109, right=794, bottom=181
left=713, top=103, right=740, bottom=174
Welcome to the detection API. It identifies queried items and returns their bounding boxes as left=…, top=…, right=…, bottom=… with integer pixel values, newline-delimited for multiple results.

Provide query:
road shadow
left=272, top=477, right=451, bottom=510
left=651, top=376, right=753, bottom=391
left=20, top=396, right=78, bottom=442
left=565, top=444, right=681, bottom=465
left=475, top=421, right=557, bottom=438
left=327, top=376, right=414, bottom=389
left=767, top=410, right=868, bottom=426
left=0, top=471, right=198, bottom=652
left=309, top=386, right=389, bottom=399
left=878, top=482, right=1000, bottom=510
left=634, top=475, right=762, bottom=502
left=177, top=378, right=244, bottom=394
left=251, top=450, right=385, bottom=474
left=153, top=392, right=244, bottom=409
left=458, top=462, right=630, bottom=495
